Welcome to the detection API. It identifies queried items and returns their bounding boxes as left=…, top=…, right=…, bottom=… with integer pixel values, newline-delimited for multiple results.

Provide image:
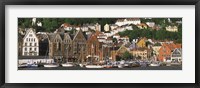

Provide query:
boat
left=166, top=63, right=171, bottom=66
left=85, top=65, right=104, bottom=68
left=29, top=64, right=38, bottom=68
left=18, top=63, right=28, bottom=68
left=79, top=64, right=85, bottom=67
left=118, top=64, right=124, bottom=68
left=103, top=64, right=113, bottom=68
left=44, top=64, right=59, bottom=67
left=149, top=62, right=160, bottom=66
left=132, top=62, right=140, bottom=67
left=62, top=63, right=74, bottom=67
left=27, top=63, right=38, bottom=68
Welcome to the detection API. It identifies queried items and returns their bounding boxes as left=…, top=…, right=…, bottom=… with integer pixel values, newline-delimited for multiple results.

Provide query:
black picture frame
left=0, top=0, right=199, bottom=88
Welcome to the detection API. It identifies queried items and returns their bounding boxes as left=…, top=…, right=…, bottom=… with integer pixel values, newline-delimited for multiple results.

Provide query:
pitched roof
left=47, top=33, right=56, bottom=42
left=176, top=44, right=182, bottom=48
left=162, top=43, right=177, bottom=51
left=64, top=33, right=72, bottom=40
left=73, top=29, right=86, bottom=41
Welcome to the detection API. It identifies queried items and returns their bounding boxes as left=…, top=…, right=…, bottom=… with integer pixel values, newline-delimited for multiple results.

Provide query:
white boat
left=85, top=65, right=104, bottom=68
left=79, top=64, right=85, bottom=67
left=18, top=63, right=28, bottom=68
left=149, top=63, right=160, bottom=66
left=118, top=64, right=124, bottom=68
left=124, top=63, right=130, bottom=67
left=44, top=64, right=59, bottom=67
left=62, top=63, right=74, bottom=67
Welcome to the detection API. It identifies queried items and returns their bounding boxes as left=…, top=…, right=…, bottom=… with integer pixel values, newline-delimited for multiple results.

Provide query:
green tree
left=122, top=51, right=133, bottom=60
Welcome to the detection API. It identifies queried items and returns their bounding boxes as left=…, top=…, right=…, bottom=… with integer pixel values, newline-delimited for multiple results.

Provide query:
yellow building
left=136, top=37, right=147, bottom=48
left=132, top=48, right=151, bottom=60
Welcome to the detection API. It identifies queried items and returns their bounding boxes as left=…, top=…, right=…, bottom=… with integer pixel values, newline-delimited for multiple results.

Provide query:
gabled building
left=72, top=29, right=87, bottom=63
left=158, top=43, right=179, bottom=62
left=132, top=48, right=151, bottom=60
left=48, top=33, right=63, bottom=61
left=104, top=24, right=110, bottom=31
left=171, top=48, right=182, bottom=63
left=22, top=28, right=39, bottom=56
left=111, top=45, right=130, bottom=61
left=63, top=33, right=73, bottom=62
left=166, top=26, right=178, bottom=32
left=136, top=37, right=147, bottom=48
left=86, top=31, right=101, bottom=63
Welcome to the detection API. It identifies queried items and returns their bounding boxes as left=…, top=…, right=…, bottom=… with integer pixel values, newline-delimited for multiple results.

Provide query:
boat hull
left=44, top=64, right=59, bottom=67
left=85, top=65, right=104, bottom=68
left=62, top=64, right=74, bottom=67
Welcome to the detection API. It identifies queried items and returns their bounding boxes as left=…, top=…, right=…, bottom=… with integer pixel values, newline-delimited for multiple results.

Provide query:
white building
left=104, top=24, right=110, bottom=31
left=146, top=22, right=155, bottom=28
left=22, top=28, right=39, bottom=56
left=166, top=26, right=178, bottom=32
left=95, top=23, right=101, bottom=31
left=115, top=18, right=141, bottom=26
left=113, top=34, right=120, bottom=40
left=119, top=36, right=130, bottom=44
left=171, top=48, right=182, bottom=63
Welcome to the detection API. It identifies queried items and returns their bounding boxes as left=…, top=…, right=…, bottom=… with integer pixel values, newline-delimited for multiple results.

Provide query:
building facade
left=22, top=28, right=39, bottom=56
left=72, top=29, right=87, bottom=63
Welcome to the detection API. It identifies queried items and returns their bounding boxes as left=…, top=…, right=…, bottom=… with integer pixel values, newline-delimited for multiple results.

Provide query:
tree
left=122, top=51, right=133, bottom=60
left=112, top=38, right=118, bottom=43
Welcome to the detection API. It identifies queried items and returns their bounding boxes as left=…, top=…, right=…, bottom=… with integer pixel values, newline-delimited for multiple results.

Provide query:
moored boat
left=62, top=63, right=74, bottom=67
left=79, top=64, right=85, bottom=67
left=118, top=64, right=124, bottom=68
left=44, top=64, right=59, bottom=67
left=30, top=64, right=38, bottom=67
left=85, top=65, right=104, bottom=68
left=149, top=62, right=160, bottom=66
left=18, top=63, right=28, bottom=68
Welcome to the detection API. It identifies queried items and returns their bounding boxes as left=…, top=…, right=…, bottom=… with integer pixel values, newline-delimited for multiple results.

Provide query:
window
left=25, top=43, right=27, bottom=46
left=25, top=48, right=27, bottom=51
left=26, top=38, right=28, bottom=41
left=35, top=43, right=37, bottom=46
left=29, top=34, right=32, bottom=37
left=34, top=48, right=36, bottom=51
left=30, top=43, right=32, bottom=46
left=31, top=38, right=33, bottom=41
left=30, top=48, right=32, bottom=51
left=29, top=38, right=30, bottom=41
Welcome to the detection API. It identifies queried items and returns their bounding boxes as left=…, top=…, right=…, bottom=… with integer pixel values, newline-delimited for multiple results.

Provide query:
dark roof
left=59, top=33, right=65, bottom=40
